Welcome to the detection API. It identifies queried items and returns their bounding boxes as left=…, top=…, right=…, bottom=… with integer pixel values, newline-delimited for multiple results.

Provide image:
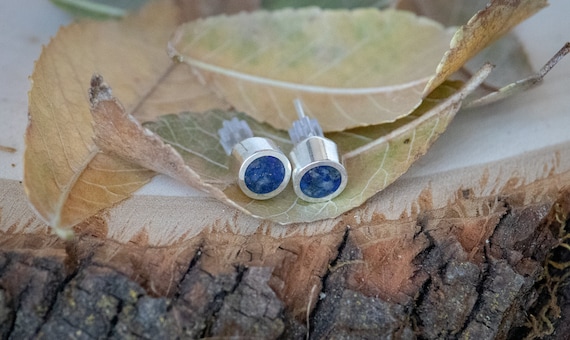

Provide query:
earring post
left=293, top=98, right=306, bottom=119
left=288, top=99, right=348, bottom=202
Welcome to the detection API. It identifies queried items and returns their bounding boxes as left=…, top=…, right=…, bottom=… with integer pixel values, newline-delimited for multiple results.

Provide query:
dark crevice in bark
left=316, top=226, right=350, bottom=289
left=106, top=299, right=124, bottom=339
left=0, top=254, right=15, bottom=338
left=409, top=276, right=432, bottom=339
left=200, top=265, right=246, bottom=338
left=28, top=269, right=77, bottom=338
left=277, top=315, right=306, bottom=340
left=411, top=213, right=438, bottom=274
left=496, top=197, right=511, bottom=222
left=173, top=243, right=203, bottom=300
left=414, top=213, right=430, bottom=240
left=3, top=263, right=20, bottom=340
left=230, top=266, right=246, bottom=295
left=328, top=227, right=351, bottom=269
left=457, top=242, right=491, bottom=336
left=12, top=273, right=60, bottom=337
left=0, top=253, right=21, bottom=339
left=29, top=240, right=97, bottom=338
left=408, top=230, right=449, bottom=339
left=36, top=269, right=79, bottom=326
left=409, top=248, right=436, bottom=336
left=409, top=226, right=443, bottom=339
left=306, top=228, right=374, bottom=339
left=415, top=235, right=436, bottom=266
left=492, top=198, right=513, bottom=258
left=307, top=227, right=350, bottom=335
left=463, top=199, right=510, bottom=324
left=454, top=199, right=510, bottom=337
left=3, top=191, right=569, bottom=338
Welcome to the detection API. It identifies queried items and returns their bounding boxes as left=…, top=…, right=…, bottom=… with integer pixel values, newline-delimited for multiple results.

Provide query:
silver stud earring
left=218, top=117, right=291, bottom=200
left=288, top=100, right=348, bottom=202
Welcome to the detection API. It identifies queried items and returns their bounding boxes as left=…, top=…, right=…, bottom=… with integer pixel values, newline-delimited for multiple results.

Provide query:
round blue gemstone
left=300, top=165, right=342, bottom=199
left=244, top=156, right=286, bottom=195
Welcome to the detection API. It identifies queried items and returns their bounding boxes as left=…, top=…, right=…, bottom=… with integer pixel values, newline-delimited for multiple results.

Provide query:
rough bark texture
left=1, top=184, right=569, bottom=339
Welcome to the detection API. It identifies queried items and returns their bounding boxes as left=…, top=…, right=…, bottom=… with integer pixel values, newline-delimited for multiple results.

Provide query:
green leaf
left=168, top=8, right=455, bottom=132
left=398, top=0, right=535, bottom=94
left=423, top=0, right=548, bottom=94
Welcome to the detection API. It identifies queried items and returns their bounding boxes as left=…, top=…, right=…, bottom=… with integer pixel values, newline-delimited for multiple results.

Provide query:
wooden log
left=1, top=178, right=570, bottom=338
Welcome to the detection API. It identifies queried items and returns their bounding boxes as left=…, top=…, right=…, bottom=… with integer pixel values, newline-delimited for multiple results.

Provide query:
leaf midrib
left=183, top=57, right=431, bottom=94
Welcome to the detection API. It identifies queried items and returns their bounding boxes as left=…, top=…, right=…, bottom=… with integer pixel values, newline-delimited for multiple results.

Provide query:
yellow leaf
left=398, top=0, right=535, bottom=89
left=24, top=0, right=234, bottom=234
left=89, top=74, right=237, bottom=210
left=169, top=8, right=455, bottom=132
left=423, top=0, right=548, bottom=94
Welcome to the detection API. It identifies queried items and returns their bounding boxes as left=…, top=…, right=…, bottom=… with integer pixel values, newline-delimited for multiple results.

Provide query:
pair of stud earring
left=218, top=100, right=347, bottom=203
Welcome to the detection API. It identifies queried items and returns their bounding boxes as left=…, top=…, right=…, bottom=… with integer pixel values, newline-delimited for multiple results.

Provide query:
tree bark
left=1, top=177, right=569, bottom=339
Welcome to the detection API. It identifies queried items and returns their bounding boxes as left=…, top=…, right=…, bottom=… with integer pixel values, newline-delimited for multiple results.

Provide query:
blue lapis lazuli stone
left=300, top=165, right=342, bottom=199
left=244, top=156, right=286, bottom=194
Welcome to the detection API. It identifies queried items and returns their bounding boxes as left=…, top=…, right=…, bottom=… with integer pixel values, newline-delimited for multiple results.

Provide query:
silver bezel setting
left=232, top=137, right=292, bottom=200
left=289, top=136, right=348, bottom=203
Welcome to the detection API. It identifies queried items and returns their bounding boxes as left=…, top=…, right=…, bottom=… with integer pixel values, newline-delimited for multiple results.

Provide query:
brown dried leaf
left=401, top=0, right=569, bottom=107
left=398, top=0, right=535, bottom=90
left=89, top=75, right=238, bottom=209
left=423, top=0, right=548, bottom=95
left=466, top=43, right=570, bottom=107
left=24, top=0, right=255, bottom=236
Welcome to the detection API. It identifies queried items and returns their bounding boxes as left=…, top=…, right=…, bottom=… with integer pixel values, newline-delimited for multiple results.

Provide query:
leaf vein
left=305, top=34, right=372, bottom=83
left=159, top=139, right=228, bottom=170
left=186, top=58, right=431, bottom=94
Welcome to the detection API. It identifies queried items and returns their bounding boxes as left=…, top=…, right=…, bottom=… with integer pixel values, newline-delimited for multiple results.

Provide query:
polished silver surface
left=288, top=99, right=347, bottom=203
left=289, top=136, right=347, bottom=202
left=232, top=137, right=291, bottom=200
left=218, top=117, right=291, bottom=200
